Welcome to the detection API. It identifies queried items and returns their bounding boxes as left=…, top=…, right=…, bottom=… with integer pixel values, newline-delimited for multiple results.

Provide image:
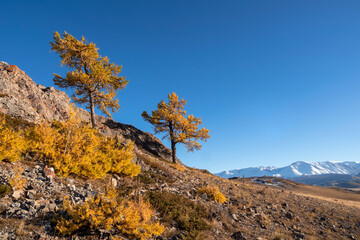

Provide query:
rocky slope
left=0, top=61, right=174, bottom=162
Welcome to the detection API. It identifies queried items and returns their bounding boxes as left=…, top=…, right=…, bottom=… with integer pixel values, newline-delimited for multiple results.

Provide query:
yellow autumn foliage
left=198, top=185, right=226, bottom=204
left=0, top=115, right=26, bottom=162
left=142, top=92, right=210, bottom=163
left=57, top=188, right=165, bottom=239
left=25, top=112, right=140, bottom=178
left=51, top=31, right=128, bottom=128
left=172, top=163, right=186, bottom=172
left=9, top=167, right=27, bottom=191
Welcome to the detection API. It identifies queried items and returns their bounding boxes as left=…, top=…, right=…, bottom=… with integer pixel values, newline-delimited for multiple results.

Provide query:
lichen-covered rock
left=0, top=61, right=70, bottom=123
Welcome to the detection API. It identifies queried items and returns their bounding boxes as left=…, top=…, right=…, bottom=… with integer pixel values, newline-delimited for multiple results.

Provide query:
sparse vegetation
left=171, top=163, right=186, bottom=172
left=145, top=191, right=210, bottom=238
left=198, top=185, right=226, bottom=203
left=0, top=184, right=12, bottom=198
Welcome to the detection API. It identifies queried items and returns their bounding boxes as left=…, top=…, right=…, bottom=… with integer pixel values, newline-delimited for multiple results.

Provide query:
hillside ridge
left=0, top=61, right=174, bottom=162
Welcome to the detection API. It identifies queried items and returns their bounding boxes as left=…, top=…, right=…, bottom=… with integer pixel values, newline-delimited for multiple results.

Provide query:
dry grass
left=15, top=220, right=25, bottom=236
left=171, top=163, right=186, bottom=172
left=1, top=147, right=359, bottom=239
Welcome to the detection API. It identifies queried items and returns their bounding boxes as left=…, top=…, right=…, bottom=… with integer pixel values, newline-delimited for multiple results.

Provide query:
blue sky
left=1, top=1, right=360, bottom=172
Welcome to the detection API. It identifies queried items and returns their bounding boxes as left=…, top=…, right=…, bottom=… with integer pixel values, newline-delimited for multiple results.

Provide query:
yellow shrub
left=26, top=114, right=140, bottom=178
left=198, top=185, right=226, bottom=204
left=9, top=167, right=27, bottom=191
left=56, top=188, right=164, bottom=239
left=0, top=116, right=26, bottom=162
left=172, top=163, right=185, bottom=172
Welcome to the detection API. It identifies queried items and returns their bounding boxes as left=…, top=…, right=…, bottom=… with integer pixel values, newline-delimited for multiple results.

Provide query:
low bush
left=145, top=191, right=210, bottom=238
left=1, top=109, right=141, bottom=179
left=136, top=171, right=156, bottom=185
left=171, top=163, right=185, bottom=172
left=198, top=185, right=226, bottom=203
left=9, top=167, right=27, bottom=191
left=0, top=115, right=27, bottom=162
left=25, top=112, right=140, bottom=178
left=56, top=188, right=164, bottom=239
left=0, top=113, right=34, bottom=131
left=0, top=184, right=12, bottom=198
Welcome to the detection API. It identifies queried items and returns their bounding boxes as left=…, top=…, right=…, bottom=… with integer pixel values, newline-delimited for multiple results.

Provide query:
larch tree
left=142, top=92, right=210, bottom=163
left=50, top=31, right=128, bottom=128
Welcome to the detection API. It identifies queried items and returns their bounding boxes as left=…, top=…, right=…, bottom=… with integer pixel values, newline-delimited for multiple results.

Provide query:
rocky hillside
left=0, top=61, right=173, bottom=162
left=0, top=63, right=359, bottom=240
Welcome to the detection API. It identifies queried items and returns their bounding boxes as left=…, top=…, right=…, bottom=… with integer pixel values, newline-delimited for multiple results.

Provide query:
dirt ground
left=276, top=179, right=360, bottom=208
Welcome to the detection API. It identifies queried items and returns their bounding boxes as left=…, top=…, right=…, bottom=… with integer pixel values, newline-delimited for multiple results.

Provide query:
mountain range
left=215, top=161, right=360, bottom=180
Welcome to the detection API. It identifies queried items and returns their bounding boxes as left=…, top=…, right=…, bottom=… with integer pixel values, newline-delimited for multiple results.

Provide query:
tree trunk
left=171, top=140, right=177, bottom=163
left=89, top=92, right=96, bottom=128
left=169, top=121, right=177, bottom=163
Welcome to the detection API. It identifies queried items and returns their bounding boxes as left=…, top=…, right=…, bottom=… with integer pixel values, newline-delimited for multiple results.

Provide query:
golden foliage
left=0, top=115, right=26, bottom=162
left=198, top=186, right=226, bottom=204
left=172, top=163, right=186, bottom=172
left=142, top=92, right=210, bottom=162
left=9, top=167, right=27, bottom=191
left=26, top=112, right=140, bottom=178
left=51, top=31, right=128, bottom=127
left=57, top=188, right=164, bottom=239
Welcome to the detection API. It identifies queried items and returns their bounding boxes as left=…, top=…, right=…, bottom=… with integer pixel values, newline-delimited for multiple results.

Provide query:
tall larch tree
left=142, top=92, right=210, bottom=163
left=50, top=31, right=128, bottom=128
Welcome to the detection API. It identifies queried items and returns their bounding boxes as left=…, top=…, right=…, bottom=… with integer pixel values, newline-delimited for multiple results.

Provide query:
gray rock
left=231, top=231, right=246, bottom=240
left=286, top=212, right=294, bottom=220
left=84, top=183, right=92, bottom=190
left=111, top=178, right=117, bottom=187
left=48, top=203, right=57, bottom=212
left=68, top=184, right=76, bottom=191
left=12, top=190, right=23, bottom=200
left=26, top=190, right=36, bottom=199
left=200, top=193, right=208, bottom=200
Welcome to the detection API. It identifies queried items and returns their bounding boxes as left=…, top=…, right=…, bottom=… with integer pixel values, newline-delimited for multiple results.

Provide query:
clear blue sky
left=1, top=1, right=360, bottom=172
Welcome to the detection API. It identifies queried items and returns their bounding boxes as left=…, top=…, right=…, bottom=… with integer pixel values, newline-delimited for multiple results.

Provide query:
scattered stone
left=200, top=192, right=208, bottom=200
left=48, top=203, right=57, bottom=212
left=293, top=231, right=305, bottom=239
left=84, top=183, right=92, bottom=190
left=26, top=190, right=36, bottom=199
left=111, top=178, right=117, bottom=187
left=286, top=212, right=294, bottom=220
left=231, top=231, right=246, bottom=240
left=12, top=190, right=23, bottom=199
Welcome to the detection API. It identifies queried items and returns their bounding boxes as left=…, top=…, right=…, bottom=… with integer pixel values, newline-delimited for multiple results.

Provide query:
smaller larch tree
left=50, top=31, right=128, bottom=128
left=142, top=92, right=210, bottom=163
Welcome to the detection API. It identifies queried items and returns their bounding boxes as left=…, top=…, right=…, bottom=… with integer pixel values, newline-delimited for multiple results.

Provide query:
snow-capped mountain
left=215, top=161, right=360, bottom=179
